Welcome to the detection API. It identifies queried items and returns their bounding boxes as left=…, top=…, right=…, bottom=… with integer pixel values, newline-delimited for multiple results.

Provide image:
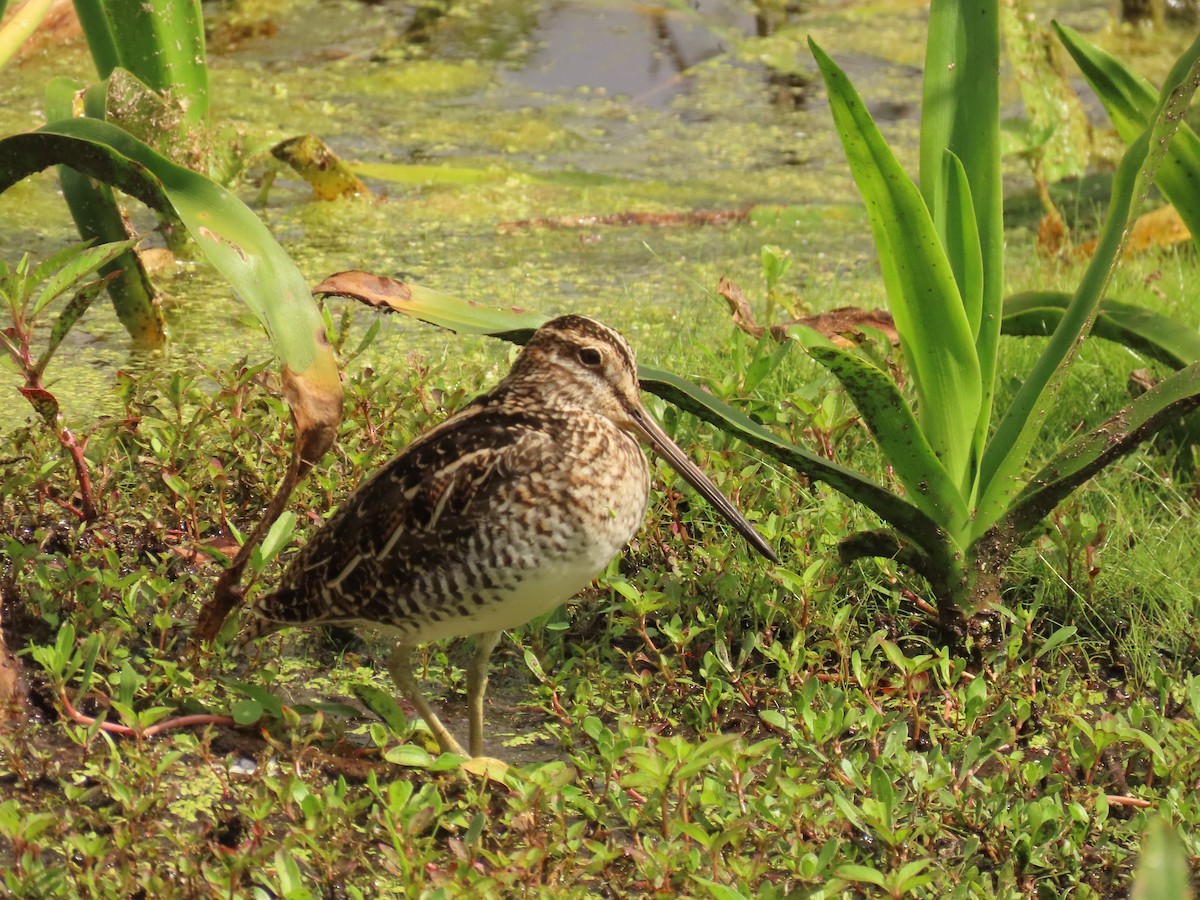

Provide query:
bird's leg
left=386, top=642, right=469, bottom=757
left=466, top=630, right=502, bottom=758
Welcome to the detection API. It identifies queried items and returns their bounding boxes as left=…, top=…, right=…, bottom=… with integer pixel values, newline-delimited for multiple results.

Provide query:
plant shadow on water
left=4, top=0, right=1200, bottom=895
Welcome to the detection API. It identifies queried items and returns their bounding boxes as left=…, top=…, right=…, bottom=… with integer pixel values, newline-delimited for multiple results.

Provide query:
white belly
left=399, top=542, right=617, bottom=643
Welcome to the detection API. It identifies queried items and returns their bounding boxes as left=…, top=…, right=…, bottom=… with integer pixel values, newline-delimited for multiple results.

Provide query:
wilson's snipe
left=240, top=315, right=776, bottom=757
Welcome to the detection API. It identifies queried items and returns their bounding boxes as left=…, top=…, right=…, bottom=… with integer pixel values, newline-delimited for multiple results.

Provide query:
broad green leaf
left=1056, top=22, right=1200, bottom=251
left=273, top=847, right=311, bottom=899
left=921, top=0, right=1003, bottom=473
left=76, top=0, right=208, bottom=126
left=160, top=471, right=189, bottom=498
left=835, top=864, right=887, bottom=887
left=877, top=639, right=908, bottom=671
left=676, top=733, right=741, bottom=780
left=352, top=682, right=411, bottom=736
left=55, top=622, right=76, bottom=667
left=976, top=33, right=1200, bottom=539
left=811, top=39, right=981, bottom=488
left=759, top=709, right=789, bottom=733
left=135, top=706, right=175, bottom=729
left=940, top=152, right=984, bottom=343
left=1002, top=291, right=1200, bottom=370
left=259, top=510, right=298, bottom=565
left=383, top=744, right=434, bottom=768
left=225, top=680, right=285, bottom=719
left=806, top=343, right=967, bottom=533
left=921, top=1, right=1002, bottom=232
left=0, top=118, right=343, bottom=461
left=940, top=152, right=989, bottom=496
left=230, top=699, right=264, bottom=726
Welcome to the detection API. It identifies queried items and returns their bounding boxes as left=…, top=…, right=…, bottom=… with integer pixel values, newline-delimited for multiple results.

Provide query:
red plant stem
left=60, top=687, right=235, bottom=737
left=60, top=425, right=98, bottom=521
left=548, top=687, right=573, bottom=726
left=1105, top=795, right=1152, bottom=809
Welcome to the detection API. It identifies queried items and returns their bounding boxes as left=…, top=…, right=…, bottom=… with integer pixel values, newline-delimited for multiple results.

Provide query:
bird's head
left=508, top=315, right=778, bottom=563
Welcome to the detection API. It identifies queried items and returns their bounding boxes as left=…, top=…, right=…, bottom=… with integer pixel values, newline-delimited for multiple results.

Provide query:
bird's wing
left=253, top=405, right=550, bottom=626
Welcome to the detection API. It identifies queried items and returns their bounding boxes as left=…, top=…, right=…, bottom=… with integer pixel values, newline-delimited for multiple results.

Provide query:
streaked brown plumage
left=240, top=315, right=776, bottom=757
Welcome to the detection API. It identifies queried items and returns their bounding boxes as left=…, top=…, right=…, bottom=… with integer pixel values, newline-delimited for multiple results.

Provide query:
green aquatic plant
left=785, top=8, right=1200, bottom=627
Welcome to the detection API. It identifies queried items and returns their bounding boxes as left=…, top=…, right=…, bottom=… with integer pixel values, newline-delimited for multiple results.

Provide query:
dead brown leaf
left=314, top=270, right=416, bottom=311
left=718, top=277, right=898, bottom=346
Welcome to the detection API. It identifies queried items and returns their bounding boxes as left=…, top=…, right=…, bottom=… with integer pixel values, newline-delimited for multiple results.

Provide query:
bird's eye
left=578, top=347, right=603, bottom=367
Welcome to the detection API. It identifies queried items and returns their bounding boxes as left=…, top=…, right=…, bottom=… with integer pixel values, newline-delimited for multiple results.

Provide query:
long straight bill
left=629, top=406, right=779, bottom=563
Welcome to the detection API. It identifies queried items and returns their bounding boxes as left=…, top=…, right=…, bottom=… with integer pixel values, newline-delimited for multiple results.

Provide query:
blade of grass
left=810, top=38, right=981, bottom=491
left=921, top=0, right=1003, bottom=478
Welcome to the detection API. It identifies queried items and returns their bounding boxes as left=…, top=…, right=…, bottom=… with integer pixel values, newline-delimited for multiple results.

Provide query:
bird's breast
left=406, top=416, right=650, bottom=641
